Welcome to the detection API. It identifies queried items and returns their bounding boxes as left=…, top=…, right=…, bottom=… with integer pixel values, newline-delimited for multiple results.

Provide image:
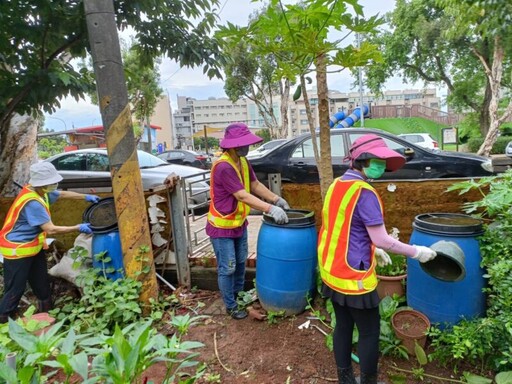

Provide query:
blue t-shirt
left=341, top=170, right=384, bottom=270
left=6, top=190, right=60, bottom=242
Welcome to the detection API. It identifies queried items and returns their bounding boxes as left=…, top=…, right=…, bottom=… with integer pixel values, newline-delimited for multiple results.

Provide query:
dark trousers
left=332, top=301, right=381, bottom=375
left=0, top=250, right=51, bottom=317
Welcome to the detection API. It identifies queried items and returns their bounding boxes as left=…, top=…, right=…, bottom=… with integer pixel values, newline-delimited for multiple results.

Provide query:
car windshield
left=137, top=151, right=169, bottom=168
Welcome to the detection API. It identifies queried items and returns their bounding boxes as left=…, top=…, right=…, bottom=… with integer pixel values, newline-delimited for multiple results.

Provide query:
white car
left=506, top=141, right=512, bottom=158
left=247, top=139, right=288, bottom=159
left=398, top=133, right=439, bottom=150
left=44, top=149, right=210, bottom=205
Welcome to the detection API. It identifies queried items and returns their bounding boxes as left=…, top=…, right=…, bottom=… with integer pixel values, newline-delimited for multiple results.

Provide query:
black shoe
left=228, top=308, right=248, bottom=320
left=337, top=366, right=357, bottom=384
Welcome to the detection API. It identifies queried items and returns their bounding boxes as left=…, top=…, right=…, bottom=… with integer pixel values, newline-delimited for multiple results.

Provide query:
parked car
left=45, top=149, right=210, bottom=205
left=249, top=128, right=495, bottom=184
left=247, top=139, right=288, bottom=159
left=157, top=149, right=210, bottom=169
left=398, top=133, right=439, bottom=149
left=506, top=141, right=512, bottom=158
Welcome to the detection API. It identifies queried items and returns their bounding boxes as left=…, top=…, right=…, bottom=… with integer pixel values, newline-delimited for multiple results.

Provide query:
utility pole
left=84, top=0, right=158, bottom=307
left=357, top=33, right=365, bottom=128
left=203, top=125, right=209, bottom=154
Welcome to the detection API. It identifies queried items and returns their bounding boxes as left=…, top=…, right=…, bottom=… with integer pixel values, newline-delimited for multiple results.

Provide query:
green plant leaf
left=0, top=362, right=18, bottom=383
left=496, top=372, right=512, bottom=384
left=414, top=341, right=428, bottom=366
left=68, top=352, right=89, bottom=381
left=464, top=373, right=493, bottom=384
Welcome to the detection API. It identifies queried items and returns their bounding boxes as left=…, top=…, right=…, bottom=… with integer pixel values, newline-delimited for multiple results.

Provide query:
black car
left=157, top=149, right=210, bottom=169
left=250, top=128, right=495, bottom=184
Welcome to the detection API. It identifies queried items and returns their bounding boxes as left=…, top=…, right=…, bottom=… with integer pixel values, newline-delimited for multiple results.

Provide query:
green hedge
left=467, top=136, right=512, bottom=154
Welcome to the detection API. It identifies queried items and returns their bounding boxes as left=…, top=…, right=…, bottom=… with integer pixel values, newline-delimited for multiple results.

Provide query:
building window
left=300, top=119, right=308, bottom=125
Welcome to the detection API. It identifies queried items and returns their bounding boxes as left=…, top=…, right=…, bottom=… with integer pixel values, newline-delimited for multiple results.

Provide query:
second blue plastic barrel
left=256, top=209, right=317, bottom=315
left=91, top=230, right=124, bottom=281
left=407, top=213, right=485, bottom=327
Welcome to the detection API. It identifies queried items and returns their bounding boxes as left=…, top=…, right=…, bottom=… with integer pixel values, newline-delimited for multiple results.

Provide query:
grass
left=353, top=117, right=447, bottom=141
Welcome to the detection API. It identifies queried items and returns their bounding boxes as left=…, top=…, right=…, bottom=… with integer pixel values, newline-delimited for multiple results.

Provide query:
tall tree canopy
left=219, top=0, right=382, bottom=197
left=0, top=0, right=223, bottom=194
left=365, top=0, right=512, bottom=154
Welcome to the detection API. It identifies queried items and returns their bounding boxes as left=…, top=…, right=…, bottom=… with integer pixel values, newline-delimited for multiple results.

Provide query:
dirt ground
left=143, top=289, right=485, bottom=384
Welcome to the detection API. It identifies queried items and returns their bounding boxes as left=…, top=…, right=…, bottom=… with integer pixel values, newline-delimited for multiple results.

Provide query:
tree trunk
left=279, top=78, right=291, bottom=139
left=315, top=53, right=333, bottom=200
left=0, top=114, right=38, bottom=196
left=478, top=83, right=492, bottom=137
left=476, top=38, right=512, bottom=156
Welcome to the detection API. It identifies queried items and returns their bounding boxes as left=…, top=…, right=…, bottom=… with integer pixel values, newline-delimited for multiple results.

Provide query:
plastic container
left=84, top=198, right=124, bottom=280
left=407, top=213, right=485, bottom=327
left=256, top=209, right=317, bottom=315
left=91, top=230, right=124, bottom=281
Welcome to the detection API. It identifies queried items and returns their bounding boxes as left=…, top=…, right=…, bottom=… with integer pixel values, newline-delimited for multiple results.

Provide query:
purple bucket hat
left=347, top=134, right=406, bottom=171
left=220, top=123, right=263, bottom=149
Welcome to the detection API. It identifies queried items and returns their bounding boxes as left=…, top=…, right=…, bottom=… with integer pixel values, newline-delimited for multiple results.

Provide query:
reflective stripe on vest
left=0, top=186, right=49, bottom=259
left=317, top=179, right=383, bottom=295
left=207, top=153, right=251, bottom=229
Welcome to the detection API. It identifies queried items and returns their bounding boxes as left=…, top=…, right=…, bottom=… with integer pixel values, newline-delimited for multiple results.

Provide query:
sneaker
left=228, top=308, right=248, bottom=320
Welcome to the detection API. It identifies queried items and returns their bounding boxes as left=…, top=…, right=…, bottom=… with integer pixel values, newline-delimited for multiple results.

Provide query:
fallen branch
left=389, top=364, right=465, bottom=383
left=214, top=331, right=234, bottom=374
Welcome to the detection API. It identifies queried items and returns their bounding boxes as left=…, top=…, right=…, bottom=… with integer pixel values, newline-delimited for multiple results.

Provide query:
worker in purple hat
left=206, top=123, right=289, bottom=320
left=317, top=134, right=437, bottom=384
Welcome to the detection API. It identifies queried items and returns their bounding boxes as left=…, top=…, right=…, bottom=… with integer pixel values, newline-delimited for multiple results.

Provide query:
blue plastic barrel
left=91, top=230, right=124, bottom=281
left=83, top=198, right=125, bottom=281
left=256, top=209, right=317, bottom=315
left=407, top=213, right=485, bottom=327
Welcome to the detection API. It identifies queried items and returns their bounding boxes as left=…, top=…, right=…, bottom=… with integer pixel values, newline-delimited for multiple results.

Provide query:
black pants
left=0, top=250, right=51, bottom=317
left=332, top=301, right=380, bottom=375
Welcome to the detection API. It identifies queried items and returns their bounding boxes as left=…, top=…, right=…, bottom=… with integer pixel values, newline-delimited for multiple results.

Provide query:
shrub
left=467, top=136, right=512, bottom=154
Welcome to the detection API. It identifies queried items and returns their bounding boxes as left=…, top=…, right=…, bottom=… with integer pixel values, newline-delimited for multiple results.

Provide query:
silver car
left=506, top=141, right=512, bottom=158
left=44, top=149, right=210, bottom=205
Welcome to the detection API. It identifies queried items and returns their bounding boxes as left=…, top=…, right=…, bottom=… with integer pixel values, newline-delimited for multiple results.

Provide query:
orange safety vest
left=0, top=186, right=50, bottom=259
left=207, top=153, right=251, bottom=229
left=317, top=179, right=383, bottom=295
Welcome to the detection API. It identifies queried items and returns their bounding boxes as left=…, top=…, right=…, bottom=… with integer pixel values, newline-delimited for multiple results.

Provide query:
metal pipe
left=6, top=352, right=16, bottom=370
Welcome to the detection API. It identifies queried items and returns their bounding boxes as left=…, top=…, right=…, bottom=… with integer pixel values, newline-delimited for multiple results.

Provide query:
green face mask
left=363, top=159, right=387, bottom=179
left=42, top=183, right=58, bottom=193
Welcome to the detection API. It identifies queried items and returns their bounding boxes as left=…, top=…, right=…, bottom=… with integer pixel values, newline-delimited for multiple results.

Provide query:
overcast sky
left=44, top=0, right=423, bottom=131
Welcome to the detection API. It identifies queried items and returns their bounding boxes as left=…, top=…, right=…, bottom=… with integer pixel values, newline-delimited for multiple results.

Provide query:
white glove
left=268, top=205, right=289, bottom=224
left=375, top=248, right=392, bottom=267
left=412, top=245, right=437, bottom=263
left=274, top=196, right=290, bottom=210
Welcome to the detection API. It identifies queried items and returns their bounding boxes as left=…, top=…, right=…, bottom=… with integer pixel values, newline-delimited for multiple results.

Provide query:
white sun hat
left=29, top=162, right=63, bottom=187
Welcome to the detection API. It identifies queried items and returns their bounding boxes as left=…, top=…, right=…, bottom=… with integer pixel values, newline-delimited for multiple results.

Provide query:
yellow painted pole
left=83, top=0, right=158, bottom=308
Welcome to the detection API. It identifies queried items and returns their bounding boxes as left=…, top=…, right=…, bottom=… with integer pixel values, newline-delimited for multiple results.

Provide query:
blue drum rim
left=413, top=213, right=483, bottom=236
left=262, top=208, right=315, bottom=227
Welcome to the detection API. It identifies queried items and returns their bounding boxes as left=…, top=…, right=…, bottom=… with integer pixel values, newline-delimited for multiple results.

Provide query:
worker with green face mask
left=318, top=134, right=437, bottom=384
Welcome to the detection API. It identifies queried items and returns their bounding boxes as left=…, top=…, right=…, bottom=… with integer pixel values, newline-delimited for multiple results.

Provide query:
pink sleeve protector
left=366, top=224, right=417, bottom=258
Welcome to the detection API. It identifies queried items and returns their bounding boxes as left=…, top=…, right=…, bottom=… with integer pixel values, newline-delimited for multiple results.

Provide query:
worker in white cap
left=0, top=162, right=99, bottom=323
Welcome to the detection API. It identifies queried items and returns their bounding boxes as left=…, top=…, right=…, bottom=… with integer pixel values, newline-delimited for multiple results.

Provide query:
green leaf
left=0, top=362, right=18, bottom=383
left=69, top=352, right=90, bottom=380
left=465, top=373, right=493, bottom=384
left=496, top=372, right=512, bottom=384
left=414, top=341, right=428, bottom=366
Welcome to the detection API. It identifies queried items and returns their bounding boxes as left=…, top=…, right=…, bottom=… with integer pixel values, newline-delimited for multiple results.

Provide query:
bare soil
left=143, top=289, right=487, bottom=384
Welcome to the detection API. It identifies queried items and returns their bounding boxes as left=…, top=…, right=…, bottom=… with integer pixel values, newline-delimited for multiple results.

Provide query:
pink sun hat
left=347, top=134, right=406, bottom=171
left=220, top=123, right=263, bottom=149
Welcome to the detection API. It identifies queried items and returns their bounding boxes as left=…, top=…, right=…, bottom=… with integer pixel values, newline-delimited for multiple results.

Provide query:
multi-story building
left=172, top=88, right=442, bottom=147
